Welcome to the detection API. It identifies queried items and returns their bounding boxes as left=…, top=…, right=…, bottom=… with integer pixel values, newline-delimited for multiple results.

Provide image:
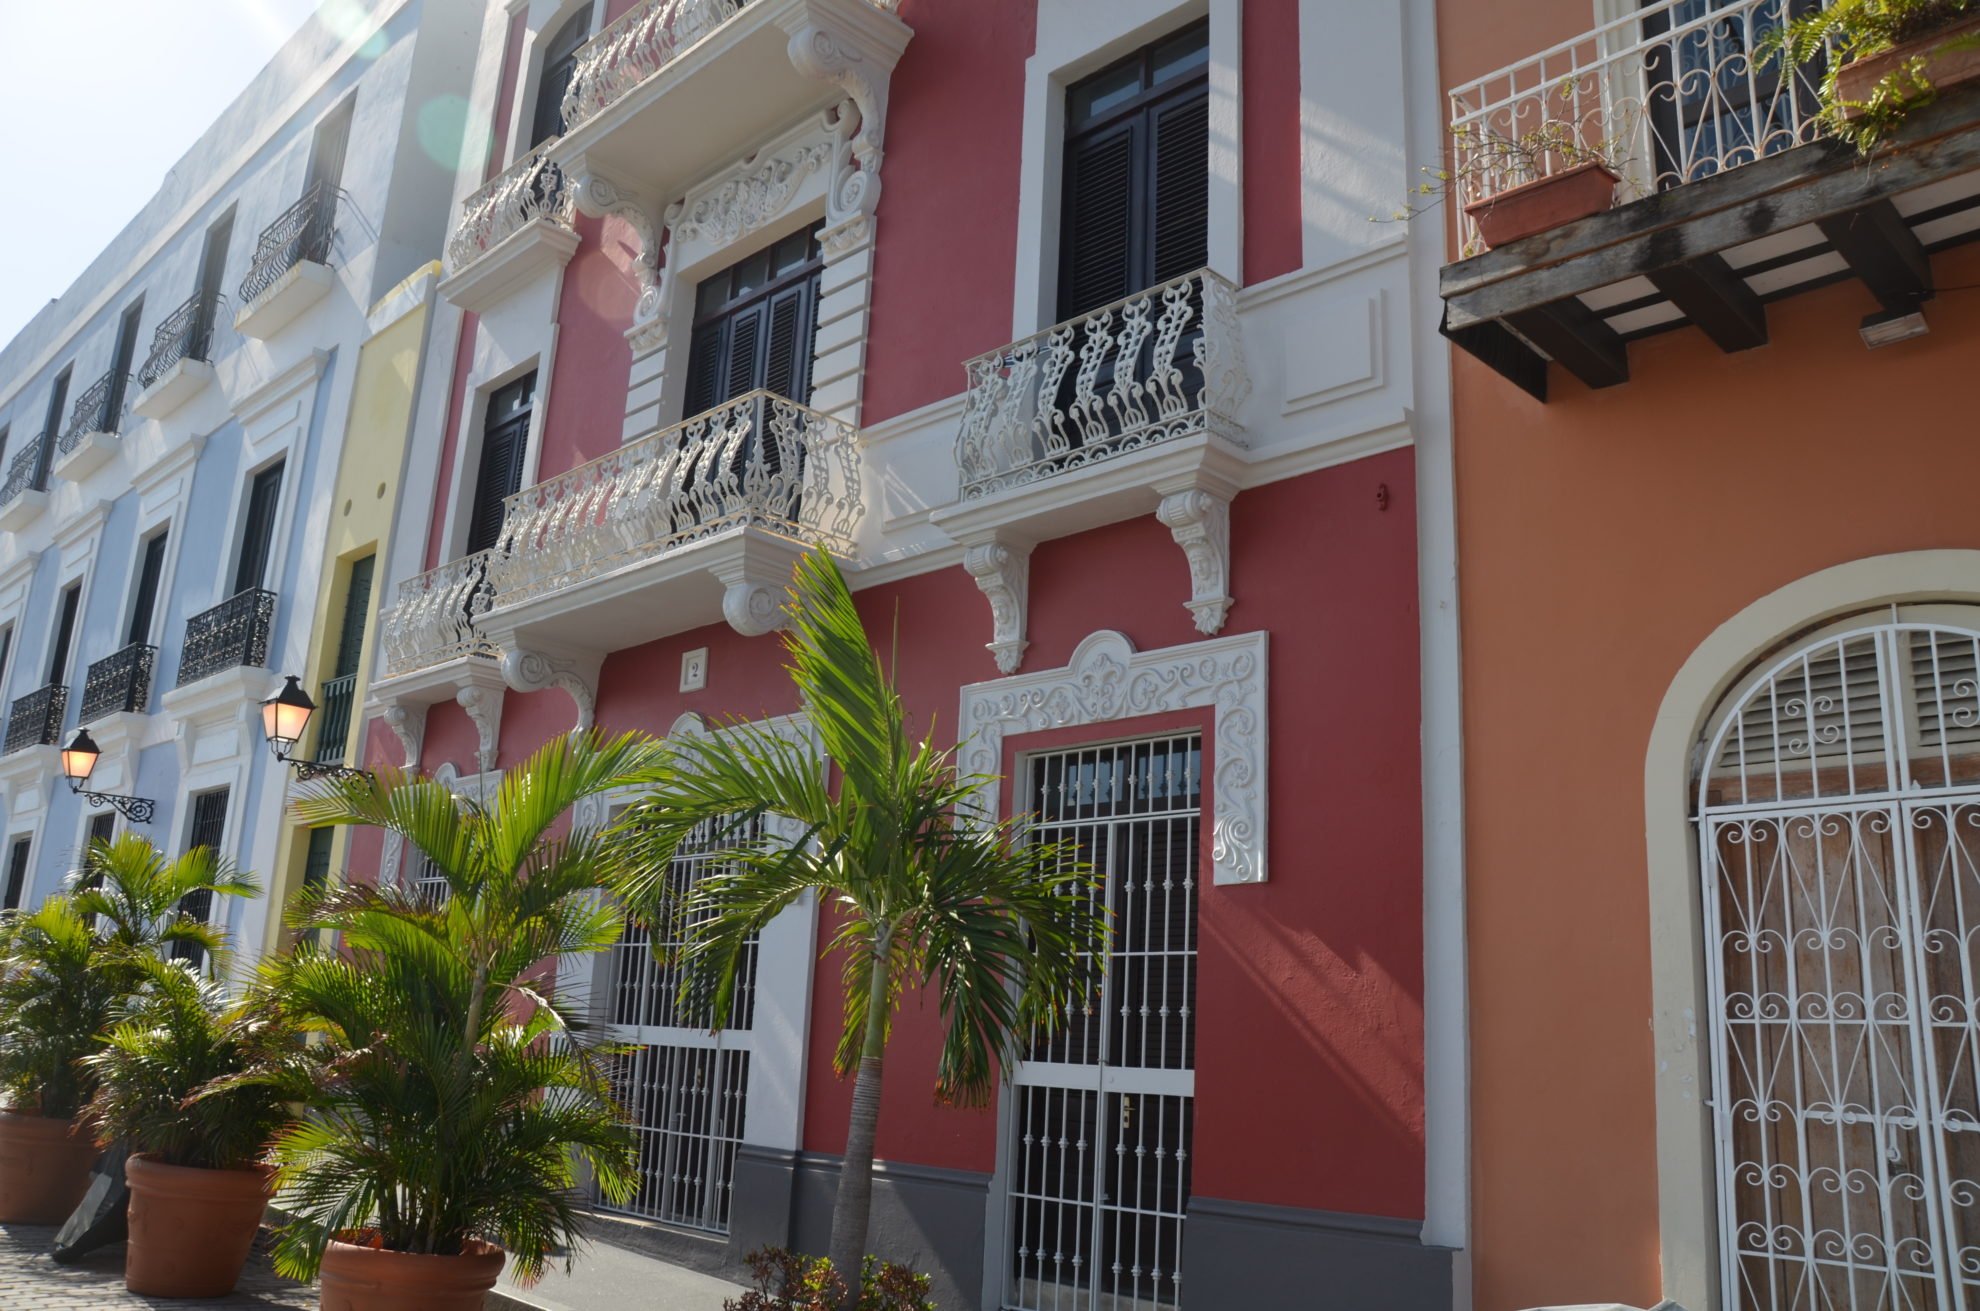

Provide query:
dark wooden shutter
left=47, top=585, right=80, bottom=684
left=234, top=461, right=285, bottom=595
left=196, top=214, right=234, bottom=353
left=2, top=837, right=28, bottom=911
left=466, top=374, right=535, bottom=555
left=1059, top=124, right=1140, bottom=319
left=128, top=531, right=168, bottom=647
left=332, top=554, right=375, bottom=679
left=531, top=11, right=591, bottom=147
left=0, top=627, right=13, bottom=692
left=171, top=788, right=230, bottom=964
left=1150, top=94, right=1210, bottom=283
left=761, top=281, right=816, bottom=404
left=36, top=371, right=70, bottom=487
left=683, top=320, right=727, bottom=418
left=684, top=225, right=824, bottom=416
left=109, top=299, right=143, bottom=417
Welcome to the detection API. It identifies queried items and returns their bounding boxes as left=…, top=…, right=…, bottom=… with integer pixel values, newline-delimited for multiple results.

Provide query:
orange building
left=1435, top=3, right=1980, bottom=1309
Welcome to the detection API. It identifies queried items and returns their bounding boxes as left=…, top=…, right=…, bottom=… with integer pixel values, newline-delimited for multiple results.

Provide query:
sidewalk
left=0, top=1223, right=315, bottom=1309
left=494, top=1234, right=745, bottom=1311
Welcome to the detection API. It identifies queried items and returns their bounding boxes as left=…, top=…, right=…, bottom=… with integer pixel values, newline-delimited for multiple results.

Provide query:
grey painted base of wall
left=579, top=1154, right=1454, bottom=1311
left=1184, top=1195, right=1455, bottom=1310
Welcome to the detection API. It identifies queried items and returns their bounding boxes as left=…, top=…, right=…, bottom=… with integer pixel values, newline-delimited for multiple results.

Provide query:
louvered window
left=466, top=372, right=536, bottom=557
left=682, top=223, right=824, bottom=418
left=3, top=837, right=29, bottom=911
left=531, top=10, right=591, bottom=147
left=128, top=530, right=168, bottom=647
left=1057, top=23, right=1209, bottom=321
left=234, top=461, right=285, bottom=596
left=47, top=584, right=81, bottom=685
left=171, top=788, right=230, bottom=966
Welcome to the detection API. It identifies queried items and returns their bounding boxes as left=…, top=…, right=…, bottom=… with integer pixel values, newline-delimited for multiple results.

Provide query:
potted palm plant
left=1776, top=0, right=1980, bottom=151
left=615, top=552, right=1104, bottom=1305
left=0, top=835, right=255, bottom=1225
left=265, top=730, right=669, bottom=1311
left=82, top=965, right=311, bottom=1297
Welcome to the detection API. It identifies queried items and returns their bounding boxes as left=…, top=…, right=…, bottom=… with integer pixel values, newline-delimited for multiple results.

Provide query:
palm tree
left=69, top=833, right=261, bottom=969
left=263, top=729, right=672, bottom=1282
left=614, top=551, right=1105, bottom=1297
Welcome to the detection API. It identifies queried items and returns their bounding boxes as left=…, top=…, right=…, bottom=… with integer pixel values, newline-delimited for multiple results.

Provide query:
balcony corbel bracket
left=571, top=172, right=667, bottom=347
left=501, top=647, right=599, bottom=736
left=383, top=702, right=426, bottom=770
left=786, top=14, right=902, bottom=253
left=1156, top=488, right=1234, bottom=636
left=455, top=684, right=505, bottom=774
left=962, top=539, right=1033, bottom=676
left=710, top=558, right=792, bottom=639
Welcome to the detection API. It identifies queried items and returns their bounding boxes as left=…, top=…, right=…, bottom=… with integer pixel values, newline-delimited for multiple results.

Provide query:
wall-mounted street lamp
left=59, top=729, right=157, bottom=824
left=261, top=675, right=370, bottom=783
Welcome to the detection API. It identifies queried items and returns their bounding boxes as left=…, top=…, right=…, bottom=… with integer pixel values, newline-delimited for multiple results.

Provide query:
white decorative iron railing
left=559, top=0, right=744, bottom=135
left=379, top=551, right=499, bottom=678
left=955, top=268, right=1249, bottom=502
left=1446, top=0, right=1836, bottom=251
left=444, top=144, right=575, bottom=276
left=484, top=390, right=861, bottom=608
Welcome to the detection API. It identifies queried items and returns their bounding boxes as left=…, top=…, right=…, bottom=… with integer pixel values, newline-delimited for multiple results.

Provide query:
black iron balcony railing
left=80, top=644, right=156, bottom=723
left=0, top=434, right=51, bottom=510
left=58, top=369, right=129, bottom=456
left=176, top=589, right=276, bottom=688
left=312, top=672, right=358, bottom=765
left=239, top=181, right=338, bottom=306
left=2, top=684, right=68, bottom=755
left=137, top=291, right=224, bottom=390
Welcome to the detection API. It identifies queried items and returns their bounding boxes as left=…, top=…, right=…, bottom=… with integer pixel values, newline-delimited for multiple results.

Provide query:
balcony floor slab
left=233, top=261, right=336, bottom=341
left=131, top=359, right=214, bottom=419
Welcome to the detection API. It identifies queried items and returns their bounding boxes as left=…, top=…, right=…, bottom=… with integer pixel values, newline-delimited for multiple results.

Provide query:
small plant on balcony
left=1771, top=0, right=1980, bottom=152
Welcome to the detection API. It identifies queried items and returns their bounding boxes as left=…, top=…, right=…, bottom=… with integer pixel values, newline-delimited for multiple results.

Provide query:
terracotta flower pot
left=1837, top=15, right=1980, bottom=119
left=318, top=1232, right=506, bottom=1311
left=1463, top=161, right=1619, bottom=249
left=124, top=1154, right=275, bottom=1298
left=0, top=1109, right=99, bottom=1224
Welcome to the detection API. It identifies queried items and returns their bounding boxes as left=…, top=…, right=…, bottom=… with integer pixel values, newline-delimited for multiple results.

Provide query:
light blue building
left=0, top=0, right=480, bottom=964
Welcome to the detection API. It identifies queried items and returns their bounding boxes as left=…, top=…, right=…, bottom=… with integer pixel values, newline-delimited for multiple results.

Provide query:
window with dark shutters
left=2, top=837, right=29, bottom=911
left=234, top=461, right=285, bottom=596
left=466, top=372, right=537, bottom=556
left=682, top=223, right=824, bottom=417
left=0, top=627, right=13, bottom=696
left=47, top=584, right=81, bottom=685
left=81, top=812, right=117, bottom=889
left=171, top=788, right=230, bottom=965
left=531, top=11, right=592, bottom=148
left=128, top=531, right=168, bottom=647
left=1057, top=22, right=1210, bottom=321
left=333, top=554, right=374, bottom=680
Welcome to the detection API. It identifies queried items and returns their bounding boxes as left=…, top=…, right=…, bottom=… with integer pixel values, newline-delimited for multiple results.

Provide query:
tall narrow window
left=306, top=98, right=355, bottom=201
left=128, top=531, right=169, bottom=647
left=315, top=553, right=374, bottom=765
left=682, top=223, right=825, bottom=417
left=81, top=811, right=117, bottom=889
left=531, top=11, right=591, bottom=147
left=0, top=424, right=10, bottom=468
left=466, top=373, right=535, bottom=556
left=301, top=826, right=334, bottom=942
left=0, top=626, right=14, bottom=696
left=47, top=583, right=81, bottom=686
left=171, top=788, right=230, bottom=965
left=35, top=368, right=72, bottom=488
left=1057, top=23, right=1209, bottom=320
left=234, top=461, right=285, bottom=596
left=2, top=836, right=29, bottom=911
left=194, top=211, right=235, bottom=356
left=1004, top=735, right=1200, bottom=1311
left=107, top=298, right=145, bottom=420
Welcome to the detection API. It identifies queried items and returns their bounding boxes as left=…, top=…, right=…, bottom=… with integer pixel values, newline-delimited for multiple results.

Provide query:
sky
left=0, top=0, right=324, bottom=349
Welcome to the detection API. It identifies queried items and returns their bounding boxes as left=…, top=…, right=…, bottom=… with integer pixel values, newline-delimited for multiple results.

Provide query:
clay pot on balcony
left=1837, top=14, right=1980, bottom=117
left=318, top=1231, right=506, bottom=1311
left=124, top=1154, right=276, bottom=1297
left=1463, top=162, right=1619, bottom=249
left=0, top=1109, right=99, bottom=1224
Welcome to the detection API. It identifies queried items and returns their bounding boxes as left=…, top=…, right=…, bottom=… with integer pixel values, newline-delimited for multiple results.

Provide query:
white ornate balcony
left=468, top=391, right=860, bottom=719
left=934, top=269, right=1252, bottom=673
left=437, top=145, right=580, bottom=313
left=1445, top=0, right=1833, bottom=253
left=378, top=551, right=500, bottom=683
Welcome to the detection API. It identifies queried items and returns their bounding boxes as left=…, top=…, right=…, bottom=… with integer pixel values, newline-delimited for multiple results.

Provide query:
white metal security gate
left=1700, top=623, right=1980, bottom=1310
left=599, top=815, right=761, bottom=1234
left=1004, top=735, right=1201, bottom=1311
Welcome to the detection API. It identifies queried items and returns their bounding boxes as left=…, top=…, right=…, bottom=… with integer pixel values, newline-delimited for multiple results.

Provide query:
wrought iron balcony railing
left=137, top=291, right=223, bottom=390
left=1446, top=0, right=1834, bottom=252
left=312, top=672, right=358, bottom=765
left=239, top=181, right=338, bottom=306
left=2, top=684, right=68, bottom=755
left=176, top=589, right=276, bottom=688
left=379, top=550, right=499, bottom=678
left=445, top=144, right=575, bottom=276
left=956, top=268, right=1249, bottom=501
left=485, top=390, right=861, bottom=608
left=0, top=433, right=51, bottom=510
left=560, top=0, right=745, bottom=134
left=59, top=369, right=128, bottom=455
left=80, top=644, right=156, bottom=723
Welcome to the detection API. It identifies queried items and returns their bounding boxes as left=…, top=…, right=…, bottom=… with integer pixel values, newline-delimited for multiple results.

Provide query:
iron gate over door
left=1700, top=622, right=1980, bottom=1310
left=1004, top=734, right=1200, bottom=1311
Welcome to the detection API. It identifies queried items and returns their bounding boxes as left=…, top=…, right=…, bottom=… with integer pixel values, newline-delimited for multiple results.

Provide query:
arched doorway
left=1699, top=619, right=1980, bottom=1308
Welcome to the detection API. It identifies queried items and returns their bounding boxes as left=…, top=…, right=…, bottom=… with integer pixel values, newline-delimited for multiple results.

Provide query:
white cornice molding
left=228, top=348, right=331, bottom=430
left=958, top=628, right=1269, bottom=886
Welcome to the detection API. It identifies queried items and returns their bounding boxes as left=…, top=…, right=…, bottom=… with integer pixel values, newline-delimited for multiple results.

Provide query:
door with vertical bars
left=1004, top=734, right=1200, bottom=1311
left=1699, top=622, right=1980, bottom=1310
left=598, top=814, right=762, bottom=1234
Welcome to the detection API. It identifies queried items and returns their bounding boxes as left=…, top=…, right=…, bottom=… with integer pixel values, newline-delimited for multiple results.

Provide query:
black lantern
left=261, top=675, right=368, bottom=782
left=60, top=729, right=156, bottom=824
